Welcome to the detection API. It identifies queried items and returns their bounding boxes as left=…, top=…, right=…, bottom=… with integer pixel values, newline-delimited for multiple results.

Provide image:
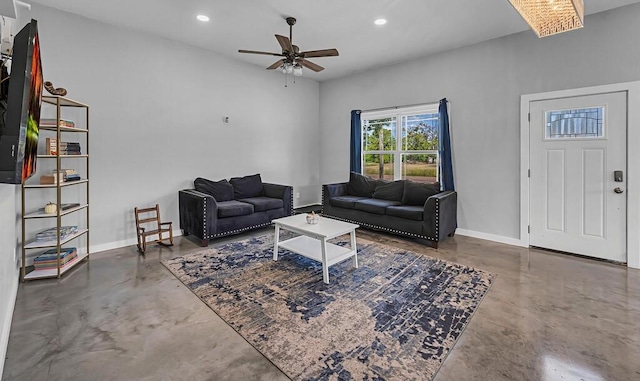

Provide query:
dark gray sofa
left=322, top=172, right=457, bottom=248
left=179, top=174, right=292, bottom=246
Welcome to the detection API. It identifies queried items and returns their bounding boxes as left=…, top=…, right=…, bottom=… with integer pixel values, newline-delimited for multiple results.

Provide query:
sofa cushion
left=239, top=197, right=283, bottom=212
left=194, top=177, right=234, bottom=202
left=386, top=205, right=424, bottom=221
left=347, top=172, right=378, bottom=197
left=217, top=200, right=254, bottom=218
left=329, top=195, right=369, bottom=209
left=402, top=181, right=441, bottom=206
left=229, top=174, right=264, bottom=199
left=354, top=199, right=401, bottom=215
left=373, top=180, right=404, bottom=201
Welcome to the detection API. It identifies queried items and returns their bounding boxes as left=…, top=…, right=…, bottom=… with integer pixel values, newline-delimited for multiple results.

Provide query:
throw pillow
left=347, top=172, right=378, bottom=197
left=402, top=181, right=441, bottom=206
left=229, top=173, right=264, bottom=199
left=373, top=180, right=404, bottom=201
left=194, top=177, right=234, bottom=202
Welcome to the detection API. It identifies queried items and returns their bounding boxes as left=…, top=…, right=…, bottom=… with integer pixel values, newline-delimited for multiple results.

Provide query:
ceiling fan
left=238, top=17, right=339, bottom=75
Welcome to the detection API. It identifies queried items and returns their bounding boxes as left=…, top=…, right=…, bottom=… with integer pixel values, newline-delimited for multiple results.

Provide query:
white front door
left=529, top=92, right=627, bottom=262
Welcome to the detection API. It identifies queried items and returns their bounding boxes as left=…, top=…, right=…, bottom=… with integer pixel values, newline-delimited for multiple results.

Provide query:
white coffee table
left=272, top=214, right=359, bottom=284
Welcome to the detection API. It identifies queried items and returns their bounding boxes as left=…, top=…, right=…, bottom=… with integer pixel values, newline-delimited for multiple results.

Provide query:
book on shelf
left=45, top=138, right=82, bottom=155
left=63, top=170, right=81, bottom=181
left=33, top=247, right=78, bottom=269
left=39, top=169, right=82, bottom=184
left=64, top=176, right=81, bottom=182
left=35, top=226, right=78, bottom=242
left=40, top=118, right=75, bottom=128
left=37, top=203, right=81, bottom=212
left=35, top=247, right=77, bottom=260
left=34, top=252, right=79, bottom=270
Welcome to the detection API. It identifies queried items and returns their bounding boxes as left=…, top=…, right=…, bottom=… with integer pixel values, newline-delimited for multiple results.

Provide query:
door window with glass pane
left=545, top=106, right=605, bottom=140
left=361, top=105, right=439, bottom=183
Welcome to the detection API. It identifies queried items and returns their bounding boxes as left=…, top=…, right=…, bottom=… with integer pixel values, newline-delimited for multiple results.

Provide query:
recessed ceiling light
left=374, top=18, right=387, bottom=26
left=197, top=15, right=210, bottom=22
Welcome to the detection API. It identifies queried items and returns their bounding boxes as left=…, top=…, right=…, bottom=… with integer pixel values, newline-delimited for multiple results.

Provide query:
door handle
left=614, top=187, right=624, bottom=194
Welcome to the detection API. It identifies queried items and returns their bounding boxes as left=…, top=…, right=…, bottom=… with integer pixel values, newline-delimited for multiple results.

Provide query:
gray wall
left=0, top=185, right=18, bottom=377
left=1, top=4, right=321, bottom=366
left=319, top=4, right=640, bottom=240
left=2, top=3, right=640, bottom=372
left=25, top=4, right=320, bottom=252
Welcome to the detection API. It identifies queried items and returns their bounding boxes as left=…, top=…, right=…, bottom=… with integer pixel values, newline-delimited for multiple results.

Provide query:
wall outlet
left=295, top=192, right=300, bottom=199
left=13, top=247, right=16, bottom=263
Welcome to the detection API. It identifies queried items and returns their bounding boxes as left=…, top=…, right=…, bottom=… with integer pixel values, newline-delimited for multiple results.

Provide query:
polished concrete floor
left=3, top=228, right=640, bottom=381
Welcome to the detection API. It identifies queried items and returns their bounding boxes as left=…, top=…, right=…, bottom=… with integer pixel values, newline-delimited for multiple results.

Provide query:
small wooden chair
left=134, top=204, right=173, bottom=254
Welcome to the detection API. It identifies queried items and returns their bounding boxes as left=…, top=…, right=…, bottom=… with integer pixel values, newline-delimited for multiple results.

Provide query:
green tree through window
left=361, top=107, right=439, bottom=183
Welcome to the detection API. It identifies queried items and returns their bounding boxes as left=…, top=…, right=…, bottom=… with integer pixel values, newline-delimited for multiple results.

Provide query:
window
left=361, top=105, right=439, bottom=183
left=545, top=106, right=605, bottom=139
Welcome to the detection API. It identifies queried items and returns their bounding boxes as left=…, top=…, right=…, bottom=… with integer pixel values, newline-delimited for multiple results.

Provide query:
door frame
left=520, top=81, right=640, bottom=269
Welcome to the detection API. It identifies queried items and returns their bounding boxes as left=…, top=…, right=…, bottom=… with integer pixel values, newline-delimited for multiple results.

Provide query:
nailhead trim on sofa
left=321, top=186, right=440, bottom=241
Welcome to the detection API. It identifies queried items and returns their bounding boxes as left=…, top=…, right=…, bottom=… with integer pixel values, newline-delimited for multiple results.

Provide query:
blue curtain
left=439, top=99, right=455, bottom=191
left=350, top=110, right=362, bottom=173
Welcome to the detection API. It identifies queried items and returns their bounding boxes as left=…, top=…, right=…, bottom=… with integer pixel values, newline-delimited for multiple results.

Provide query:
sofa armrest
left=263, top=183, right=293, bottom=215
left=322, top=182, right=348, bottom=212
left=423, top=191, right=457, bottom=241
left=324, top=183, right=348, bottom=198
left=179, top=189, right=218, bottom=240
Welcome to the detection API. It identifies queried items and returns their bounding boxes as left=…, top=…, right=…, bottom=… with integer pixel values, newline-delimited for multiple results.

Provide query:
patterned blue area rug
left=163, top=234, right=494, bottom=381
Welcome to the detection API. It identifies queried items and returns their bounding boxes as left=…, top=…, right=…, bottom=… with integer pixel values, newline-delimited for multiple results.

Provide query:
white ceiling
left=27, top=0, right=640, bottom=81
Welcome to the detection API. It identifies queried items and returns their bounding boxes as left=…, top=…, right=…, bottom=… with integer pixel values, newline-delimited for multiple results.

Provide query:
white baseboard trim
left=91, top=229, right=183, bottom=254
left=295, top=203, right=322, bottom=208
left=0, top=268, right=19, bottom=379
left=456, top=228, right=527, bottom=248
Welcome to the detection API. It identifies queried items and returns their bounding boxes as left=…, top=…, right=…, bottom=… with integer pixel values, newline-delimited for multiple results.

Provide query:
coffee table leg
left=321, top=238, right=330, bottom=284
left=350, top=229, right=358, bottom=268
left=273, top=224, right=280, bottom=261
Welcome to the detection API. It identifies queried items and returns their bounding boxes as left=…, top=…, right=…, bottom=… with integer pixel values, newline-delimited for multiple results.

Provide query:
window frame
left=361, top=104, right=440, bottom=182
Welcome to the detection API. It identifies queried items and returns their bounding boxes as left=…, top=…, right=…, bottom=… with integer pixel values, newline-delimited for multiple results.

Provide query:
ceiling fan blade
left=275, top=34, right=293, bottom=53
left=299, top=59, right=324, bottom=72
left=238, top=49, right=283, bottom=57
left=266, top=59, right=286, bottom=70
left=300, top=49, right=339, bottom=58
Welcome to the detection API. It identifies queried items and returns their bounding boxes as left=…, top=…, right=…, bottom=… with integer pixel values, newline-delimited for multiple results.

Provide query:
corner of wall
left=0, top=184, right=20, bottom=378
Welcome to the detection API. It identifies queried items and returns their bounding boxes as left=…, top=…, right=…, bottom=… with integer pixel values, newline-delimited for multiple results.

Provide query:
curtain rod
left=360, top=99, right=449, bottom=114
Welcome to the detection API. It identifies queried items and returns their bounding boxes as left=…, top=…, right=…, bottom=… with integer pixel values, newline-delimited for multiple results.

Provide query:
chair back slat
left=134, top=204, right=173, bottom=254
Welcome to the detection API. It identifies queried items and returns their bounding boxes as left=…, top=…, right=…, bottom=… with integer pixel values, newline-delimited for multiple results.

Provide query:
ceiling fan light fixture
left=282, top=62, right=294, bottom=74
left=293, top=64, right=303, bottom=77
left=508, top=0, right=584, bottom=38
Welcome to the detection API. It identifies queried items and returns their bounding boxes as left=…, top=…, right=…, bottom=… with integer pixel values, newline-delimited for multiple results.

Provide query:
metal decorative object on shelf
left=44, top=80, right=67, bottom=96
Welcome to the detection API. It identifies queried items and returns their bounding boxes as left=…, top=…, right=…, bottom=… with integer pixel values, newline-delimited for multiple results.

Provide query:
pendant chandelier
left=508, top=0, right=584, bottom=38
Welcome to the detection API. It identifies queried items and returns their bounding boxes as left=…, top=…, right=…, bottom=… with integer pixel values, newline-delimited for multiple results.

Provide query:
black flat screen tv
left=0, top=19, right=43, bottom=184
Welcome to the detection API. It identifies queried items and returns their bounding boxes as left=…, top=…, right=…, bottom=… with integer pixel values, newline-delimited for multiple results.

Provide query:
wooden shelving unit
left=20, top=95, right=90, bottom=281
